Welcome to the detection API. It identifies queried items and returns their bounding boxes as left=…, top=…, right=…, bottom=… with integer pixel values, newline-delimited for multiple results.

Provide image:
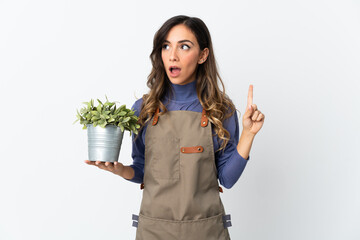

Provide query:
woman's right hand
left=84, top=160, right=125, bottom=177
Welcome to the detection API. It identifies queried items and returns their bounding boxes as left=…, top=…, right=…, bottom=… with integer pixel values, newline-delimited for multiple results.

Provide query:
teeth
left=170, top=67, right=180, bottom=73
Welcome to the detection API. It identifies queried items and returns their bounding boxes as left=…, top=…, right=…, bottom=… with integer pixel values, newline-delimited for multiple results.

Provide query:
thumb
left=244, top=104, right=254, bottom=119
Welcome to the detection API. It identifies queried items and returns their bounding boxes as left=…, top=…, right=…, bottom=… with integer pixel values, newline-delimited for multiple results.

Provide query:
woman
left=85, top=15, right=265, bottom=240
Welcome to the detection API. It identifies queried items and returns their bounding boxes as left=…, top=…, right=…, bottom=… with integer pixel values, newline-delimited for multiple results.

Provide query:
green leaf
left=91, top=116, right=100, bottom=121
left=119, top=104, right=126, bottom=111
left=85, top=113, right=91, bottom=120
left=119, top=111, right=127, bottom=116
left=119, top=124, right=125, bottom=132
left=82, top=125, right=87, bottom=130
left=130, top=125, right=135, bottom=132
left=91, top=111, right=100, bottom=116
left=122, top=117, right=130, bottom=123
left=97, top=99, right=103, bottom=105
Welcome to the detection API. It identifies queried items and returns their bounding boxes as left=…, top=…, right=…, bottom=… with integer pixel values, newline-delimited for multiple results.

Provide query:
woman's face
left=161, top=24, right=208, bottom=85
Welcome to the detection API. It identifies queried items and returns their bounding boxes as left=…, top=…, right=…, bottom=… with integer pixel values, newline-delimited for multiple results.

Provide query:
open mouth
left=170, top=66, right=181, bottom=73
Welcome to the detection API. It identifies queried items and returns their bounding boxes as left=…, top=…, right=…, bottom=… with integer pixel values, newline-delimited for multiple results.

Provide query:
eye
left=181, top=44, right=190, bottom=50
left=162, top=44, right=169, bottom=50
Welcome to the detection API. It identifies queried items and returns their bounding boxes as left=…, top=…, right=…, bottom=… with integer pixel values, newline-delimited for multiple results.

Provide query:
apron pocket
left=136, top=214, right=180, bottom=240
left=136, top=213, right=229, bottom=240
left=147, top=136, right=180, bottom=180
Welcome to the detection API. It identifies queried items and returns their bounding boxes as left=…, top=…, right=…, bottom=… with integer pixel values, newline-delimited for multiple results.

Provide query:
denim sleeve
left=216, top=109, right=249, bottom=189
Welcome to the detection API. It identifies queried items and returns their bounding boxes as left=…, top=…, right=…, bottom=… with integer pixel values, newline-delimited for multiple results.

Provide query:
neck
left=165, top=79, right=198, bottom=102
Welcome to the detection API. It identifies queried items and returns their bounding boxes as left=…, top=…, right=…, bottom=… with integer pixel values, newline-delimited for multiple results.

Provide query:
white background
left=0, top=0, right=359, bottom=239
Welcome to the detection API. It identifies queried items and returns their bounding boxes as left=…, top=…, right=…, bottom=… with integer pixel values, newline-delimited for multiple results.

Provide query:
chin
left=168, top=78, right=183, bottom=85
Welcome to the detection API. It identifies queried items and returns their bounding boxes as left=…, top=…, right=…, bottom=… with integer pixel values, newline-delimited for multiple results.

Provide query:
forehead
left=165, top=24, right=198, bottom=44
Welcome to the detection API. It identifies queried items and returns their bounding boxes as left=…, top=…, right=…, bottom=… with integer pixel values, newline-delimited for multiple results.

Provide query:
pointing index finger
left=247, top=84, right=253, bottom=107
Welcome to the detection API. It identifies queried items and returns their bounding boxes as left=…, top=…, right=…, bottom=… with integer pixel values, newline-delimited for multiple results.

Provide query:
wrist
left=120, top=165, right=135, bottom=180
left=241, top=129, right=255, bottom=140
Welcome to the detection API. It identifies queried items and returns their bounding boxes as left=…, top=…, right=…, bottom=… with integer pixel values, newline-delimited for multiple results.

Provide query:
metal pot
left=87, top=124, right=124, bottom=162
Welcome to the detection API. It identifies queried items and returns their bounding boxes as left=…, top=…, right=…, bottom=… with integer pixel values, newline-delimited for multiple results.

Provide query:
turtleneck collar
left=164, top=80, right=198, bottom=102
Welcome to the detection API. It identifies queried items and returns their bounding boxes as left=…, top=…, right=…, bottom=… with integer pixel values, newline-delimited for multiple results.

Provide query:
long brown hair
left=137, top=15, right=236, bottom=152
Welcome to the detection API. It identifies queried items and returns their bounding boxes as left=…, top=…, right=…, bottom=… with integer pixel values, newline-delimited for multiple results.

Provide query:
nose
left=169, top=48, right=178, bottom=62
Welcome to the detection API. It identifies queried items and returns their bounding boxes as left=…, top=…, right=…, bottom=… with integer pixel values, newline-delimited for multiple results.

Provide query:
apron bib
left=133, top=108, right=232, bottom=240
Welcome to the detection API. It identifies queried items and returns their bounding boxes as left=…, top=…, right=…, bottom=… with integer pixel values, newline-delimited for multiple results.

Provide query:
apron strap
left=132, top=214, right=139, bottom=228
left=222, top=214, right=232, bottom=228
left=201, top=109, right=208, bottom=127
left=152, top=107, right=160, bottom=126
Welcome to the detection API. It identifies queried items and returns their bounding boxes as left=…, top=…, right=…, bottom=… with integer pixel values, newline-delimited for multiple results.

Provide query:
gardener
left=85, top=15, right=265, bottom=240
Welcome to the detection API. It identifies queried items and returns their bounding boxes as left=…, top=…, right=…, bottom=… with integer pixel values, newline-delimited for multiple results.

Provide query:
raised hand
left=242, top=84, right=265, bottom=135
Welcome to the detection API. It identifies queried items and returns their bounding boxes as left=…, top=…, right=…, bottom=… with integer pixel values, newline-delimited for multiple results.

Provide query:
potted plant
left=74, top=96, right=140, bottom=162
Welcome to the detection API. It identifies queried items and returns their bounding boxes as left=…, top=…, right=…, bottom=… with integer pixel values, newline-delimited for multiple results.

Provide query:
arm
left=216, top=110, right=249, bottom=189
left=121, top=163, right=135, bottom=179
left=236, top=130, right=255, bottom=160
left=238, top=84, right=265, bottom=159
left=121, top=99, right=145, bottom=183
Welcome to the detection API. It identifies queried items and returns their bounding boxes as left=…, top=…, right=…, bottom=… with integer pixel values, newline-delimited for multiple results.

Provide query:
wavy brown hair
left=137, top=15, right=236, bottom=152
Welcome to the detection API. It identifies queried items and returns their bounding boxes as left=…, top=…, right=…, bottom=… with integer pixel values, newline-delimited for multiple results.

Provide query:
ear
left=198, top=48, right=209, bottom=64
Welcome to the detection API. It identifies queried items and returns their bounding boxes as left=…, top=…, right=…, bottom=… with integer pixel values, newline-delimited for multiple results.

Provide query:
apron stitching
left=138, top=212, right=224, bottom=224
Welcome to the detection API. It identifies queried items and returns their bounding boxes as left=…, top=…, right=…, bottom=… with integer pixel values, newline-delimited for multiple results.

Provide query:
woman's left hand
left=242, top=84, right=265, bottom=136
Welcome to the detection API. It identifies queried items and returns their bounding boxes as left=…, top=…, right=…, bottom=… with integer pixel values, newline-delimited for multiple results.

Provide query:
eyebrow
left=163, top=39, right=195, bottom=46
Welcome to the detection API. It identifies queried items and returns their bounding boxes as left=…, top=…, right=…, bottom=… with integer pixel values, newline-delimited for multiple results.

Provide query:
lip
left=169, top=65, right=181, bottom=71
left=168, top=65, right=182, bottom=78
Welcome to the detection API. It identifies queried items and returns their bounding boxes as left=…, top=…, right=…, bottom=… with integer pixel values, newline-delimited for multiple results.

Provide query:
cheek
left=182, top=53, right=199, bottom=69
left=161, top=52, right=166, bottom=65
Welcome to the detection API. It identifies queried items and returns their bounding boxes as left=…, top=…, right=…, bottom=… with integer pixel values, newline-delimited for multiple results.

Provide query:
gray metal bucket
left=87, top=124, right=124, bottom=162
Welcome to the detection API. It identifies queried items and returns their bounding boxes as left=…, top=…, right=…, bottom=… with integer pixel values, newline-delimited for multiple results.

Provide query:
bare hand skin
left=84, top=160, right=135, bottom=179
left=237, top=84, right=265, bottom=159
left=84, top=160, right=125, bottom=176
left=242, top=84, right=265, bottom=135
